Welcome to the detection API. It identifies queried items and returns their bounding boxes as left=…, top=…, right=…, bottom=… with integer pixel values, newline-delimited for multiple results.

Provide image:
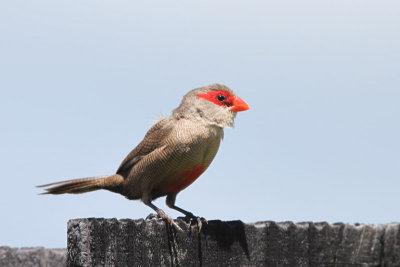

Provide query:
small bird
left=38, top=84, right=249, bottom=231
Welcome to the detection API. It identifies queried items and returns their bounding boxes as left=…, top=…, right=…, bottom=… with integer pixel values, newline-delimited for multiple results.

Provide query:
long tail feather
left=37, top=175, right=124, bottom=195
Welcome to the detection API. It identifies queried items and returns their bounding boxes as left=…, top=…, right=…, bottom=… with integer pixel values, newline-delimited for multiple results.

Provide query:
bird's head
left=173, top=84, right=250, bottom=128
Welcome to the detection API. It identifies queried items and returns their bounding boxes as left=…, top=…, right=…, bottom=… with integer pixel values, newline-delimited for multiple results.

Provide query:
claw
left=167, top=217, right=183, bottom=232
left=144, top=202, right=184, bottom=232
left=156, top=208, right=183, bottom=232
left=147, top=214, right=183, bottom=232
left=146, top=213, right=159, bottom=220
left=181, top=214, right=207, bottom=232
left=196, top=217, right=208, bottom=232
left=197, top=217, right=203, bottom=232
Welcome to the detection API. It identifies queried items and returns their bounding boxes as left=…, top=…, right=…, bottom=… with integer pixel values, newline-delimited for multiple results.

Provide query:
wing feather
left=116, top=118, right=174, bottom=177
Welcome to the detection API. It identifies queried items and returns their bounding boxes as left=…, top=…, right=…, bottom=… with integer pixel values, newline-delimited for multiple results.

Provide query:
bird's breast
left=153, top=122, right=223, bottom=195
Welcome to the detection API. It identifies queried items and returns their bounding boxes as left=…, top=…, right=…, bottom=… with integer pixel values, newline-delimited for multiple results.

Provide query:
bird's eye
left=216, top=94, right=226, bottom=102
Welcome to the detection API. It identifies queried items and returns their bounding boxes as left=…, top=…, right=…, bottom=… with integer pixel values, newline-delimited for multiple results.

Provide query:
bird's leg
left=144, top=201, right=183, bottom=232
left=166, top=194, right=194, bottom=217
left=166, top=194, right=207, bottom=232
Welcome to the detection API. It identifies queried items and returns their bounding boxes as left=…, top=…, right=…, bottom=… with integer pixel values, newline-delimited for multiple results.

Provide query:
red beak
left=230, top=96, right=250, bottom=112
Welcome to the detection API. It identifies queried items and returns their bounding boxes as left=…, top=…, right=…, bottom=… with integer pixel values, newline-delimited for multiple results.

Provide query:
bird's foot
left=167, top=218, right=184, bottom=233
left=146, top=212, right=183, bottom=232
left=180, top=213, right=208, bottom=232
left=145, top=213, right=160, bottom=220
left=158, top=210, right=184, bottom=232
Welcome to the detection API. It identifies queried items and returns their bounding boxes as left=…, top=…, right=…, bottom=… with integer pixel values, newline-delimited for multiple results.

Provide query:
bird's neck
left=172, top=106, right=235, bottom=128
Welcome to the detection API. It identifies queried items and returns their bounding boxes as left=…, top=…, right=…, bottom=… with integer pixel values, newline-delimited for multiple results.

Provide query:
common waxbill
left=38, top=84, right=249, bottom=231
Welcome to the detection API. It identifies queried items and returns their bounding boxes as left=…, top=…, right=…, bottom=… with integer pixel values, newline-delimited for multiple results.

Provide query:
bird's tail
left=37, top=174, right=124, bottom=195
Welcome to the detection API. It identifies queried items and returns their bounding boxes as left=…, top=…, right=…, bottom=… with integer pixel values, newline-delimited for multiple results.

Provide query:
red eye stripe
left=197, top=91, right=234, bottom=107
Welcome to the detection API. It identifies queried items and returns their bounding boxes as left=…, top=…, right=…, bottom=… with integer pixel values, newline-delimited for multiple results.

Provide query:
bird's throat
left=165, top=166, right=206, bottom=193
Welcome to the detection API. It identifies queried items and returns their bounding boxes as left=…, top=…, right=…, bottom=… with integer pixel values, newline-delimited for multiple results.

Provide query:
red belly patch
left=165, top=166, right=206, bottom=193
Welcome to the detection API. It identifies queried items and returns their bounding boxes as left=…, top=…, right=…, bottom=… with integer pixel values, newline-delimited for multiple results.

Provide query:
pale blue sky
left=1, top=1, right=399, bottom=248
